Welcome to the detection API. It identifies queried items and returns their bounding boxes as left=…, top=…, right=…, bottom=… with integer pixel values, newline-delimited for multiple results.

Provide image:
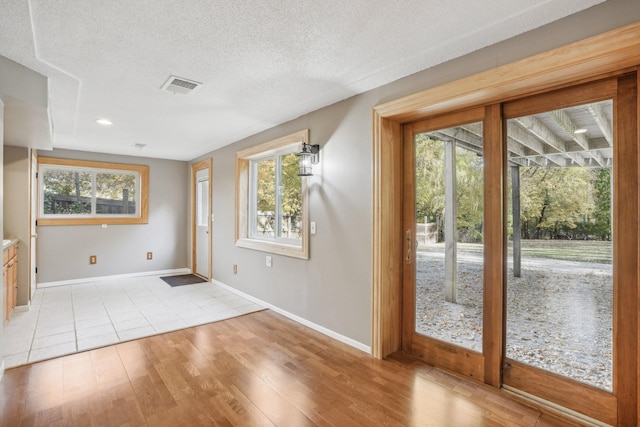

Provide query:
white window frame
left=38, top=157, right=149, bottom=225
left=248, top=149, right=303, bottom=246
left=236, top=129, right=310, bottom=259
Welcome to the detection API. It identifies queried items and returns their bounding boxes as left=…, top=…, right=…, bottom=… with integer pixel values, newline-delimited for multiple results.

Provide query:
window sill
left=37, top=217, right=148, bottom=226
left=236, top=237, right=309, bottom=260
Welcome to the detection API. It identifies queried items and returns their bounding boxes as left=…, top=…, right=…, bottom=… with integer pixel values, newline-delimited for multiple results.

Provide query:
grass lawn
left=419, top=239, right=612, bottom=264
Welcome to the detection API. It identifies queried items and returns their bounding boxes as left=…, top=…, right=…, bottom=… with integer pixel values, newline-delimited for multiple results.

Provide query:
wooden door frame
left=191, top=158, right=212, bottom=281
left=29, top=149, right=38, bottom=300
left=372, top=21, right=640, bottom=424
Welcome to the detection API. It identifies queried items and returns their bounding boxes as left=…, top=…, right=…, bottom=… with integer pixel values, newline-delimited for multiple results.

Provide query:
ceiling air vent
left=161, top=75, right=202, bottom=95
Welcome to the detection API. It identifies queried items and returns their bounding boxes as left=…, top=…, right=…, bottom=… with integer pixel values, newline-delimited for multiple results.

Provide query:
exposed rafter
left=514, top=116, right=566, bottom=153
left=438, top=127, right=482, bottom=149
left=548, top=109, right=589, bottom=150
left=589, top=150, right=605, bottom=167
left=507, top=121, right=546, bottom=155
left=588, top=103, right=613, bottom=146
left=506, top=138, right=527, bottom=158
left=430, top=131, right=483, bottom=155
left=425, top=102, right=613, bottom=168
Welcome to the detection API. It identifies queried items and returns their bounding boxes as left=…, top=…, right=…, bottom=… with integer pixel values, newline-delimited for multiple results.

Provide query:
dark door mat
left=160, top=274, right=207, bottom=287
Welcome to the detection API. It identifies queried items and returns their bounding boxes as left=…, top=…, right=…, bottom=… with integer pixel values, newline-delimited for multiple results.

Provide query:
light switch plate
left=310, top=222, right=317, bottom=234
left=266, top=256, right=272, bottom=267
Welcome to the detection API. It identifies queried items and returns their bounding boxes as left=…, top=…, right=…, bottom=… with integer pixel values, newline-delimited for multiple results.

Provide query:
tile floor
left=2, top=275, right=264, bottom=369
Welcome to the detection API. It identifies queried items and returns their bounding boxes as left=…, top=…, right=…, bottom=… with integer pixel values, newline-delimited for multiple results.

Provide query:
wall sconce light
left=296, top=143, right=320, bottom=176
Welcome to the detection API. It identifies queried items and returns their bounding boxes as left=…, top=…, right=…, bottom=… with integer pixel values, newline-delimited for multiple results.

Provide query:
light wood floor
left=1, top=310, right=586, bottom=426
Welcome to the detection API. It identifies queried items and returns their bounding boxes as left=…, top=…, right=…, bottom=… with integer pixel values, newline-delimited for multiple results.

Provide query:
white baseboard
left=37, top=268, right=191, bottom=288
left=0, top=359, right=5, bottom=382
left=14, top=302, right=30, bottom=312
left=212, top=279, right=371, bottom=355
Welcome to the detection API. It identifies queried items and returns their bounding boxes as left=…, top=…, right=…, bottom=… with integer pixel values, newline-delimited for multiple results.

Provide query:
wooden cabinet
left=3, top=243, right=18, bottom=326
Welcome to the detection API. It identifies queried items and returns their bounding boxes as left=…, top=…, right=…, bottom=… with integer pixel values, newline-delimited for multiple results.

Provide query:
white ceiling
left=0, top=0, right=604, bottom=161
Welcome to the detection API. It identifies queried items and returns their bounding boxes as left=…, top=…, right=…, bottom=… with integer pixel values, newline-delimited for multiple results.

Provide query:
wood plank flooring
left=1, top=310, right=589, bottom=426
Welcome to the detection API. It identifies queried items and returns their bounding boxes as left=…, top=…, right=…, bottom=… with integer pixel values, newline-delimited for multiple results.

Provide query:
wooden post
left=511, top=165, right=521, bottom=278
left=445, top=140, right=457, bottom=303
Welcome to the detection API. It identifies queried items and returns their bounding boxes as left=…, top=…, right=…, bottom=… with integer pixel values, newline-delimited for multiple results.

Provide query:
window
left=38, top=158, right=149, bottom=225
left=236, top=130, right=309, bottom=259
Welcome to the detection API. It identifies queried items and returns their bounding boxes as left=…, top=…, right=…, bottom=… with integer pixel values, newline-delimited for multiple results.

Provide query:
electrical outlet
left=89, top=255, right=97, bottom=265
left=233, top=264, right=238, bottom=274
left=147, top=252, right=153, bottom=260
left=266, top=256, right=272, bottom=268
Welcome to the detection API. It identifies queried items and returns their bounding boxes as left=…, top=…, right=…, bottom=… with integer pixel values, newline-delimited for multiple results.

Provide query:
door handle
left=405, top=228, right=412, bottom=264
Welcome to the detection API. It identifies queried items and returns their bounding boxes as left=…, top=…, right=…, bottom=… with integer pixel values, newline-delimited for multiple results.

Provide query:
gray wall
left=205, top=93, right=374, bottom=346
left=192, top=0, right=640, bottom=349
left=36, top=149, right=189, bottom=283
left=3, top=146, right=29, bottom=305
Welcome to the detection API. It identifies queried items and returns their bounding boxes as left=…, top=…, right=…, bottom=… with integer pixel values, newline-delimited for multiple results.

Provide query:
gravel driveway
left=415, top=250, right=612, bottom=391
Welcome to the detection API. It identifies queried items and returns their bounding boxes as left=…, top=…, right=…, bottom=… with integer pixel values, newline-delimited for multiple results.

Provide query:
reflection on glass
left=505, top=100, right=613, bottom=391
left=414, top=121, right=484, bottom=352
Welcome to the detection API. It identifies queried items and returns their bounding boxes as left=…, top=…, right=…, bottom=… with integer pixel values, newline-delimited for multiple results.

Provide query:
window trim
left=235, top=129, right=310, bottom=259
left=37, top=157, right=149, bottom=225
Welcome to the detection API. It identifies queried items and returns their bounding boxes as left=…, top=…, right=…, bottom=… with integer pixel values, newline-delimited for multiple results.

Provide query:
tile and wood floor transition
left=2, top=306, right=590, bottom=426
left=2, top=275, right=264, bottom=368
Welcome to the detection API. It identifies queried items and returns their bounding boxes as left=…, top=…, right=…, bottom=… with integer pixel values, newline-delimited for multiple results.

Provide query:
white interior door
left=195, top=169, right=209, bottom=278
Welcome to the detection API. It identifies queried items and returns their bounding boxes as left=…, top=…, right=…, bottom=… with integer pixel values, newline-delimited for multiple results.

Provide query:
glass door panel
left=412, top=121, right=484, bottom=352
left=505, top=100, right=613, bottom=391
left=195, top=170, right=210, bottom=278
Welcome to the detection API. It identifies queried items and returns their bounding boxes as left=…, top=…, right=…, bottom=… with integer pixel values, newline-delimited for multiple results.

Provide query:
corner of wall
left=0, top=98, right=5, bottom=378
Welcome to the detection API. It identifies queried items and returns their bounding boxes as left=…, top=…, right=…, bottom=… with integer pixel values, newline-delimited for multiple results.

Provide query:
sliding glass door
left=402, top=74, right=637, bottom=425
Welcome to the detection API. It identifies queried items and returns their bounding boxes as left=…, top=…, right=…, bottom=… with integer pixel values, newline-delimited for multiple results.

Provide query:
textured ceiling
left=0, top=0, right=604, bottom=161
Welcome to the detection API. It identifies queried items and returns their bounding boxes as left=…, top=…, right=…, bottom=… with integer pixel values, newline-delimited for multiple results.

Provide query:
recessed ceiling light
left=96, top=118, right=113, bottom=126
left=573, top=128, right=587, bottom=134
left=132, top=143, right=147, bottom=149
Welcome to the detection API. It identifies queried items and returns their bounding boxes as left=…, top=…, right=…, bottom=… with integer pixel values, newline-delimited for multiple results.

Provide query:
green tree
left=455, top=149, right=484, bottom=242
left=95, top=173, right=136, bottom=200
left=415, top=134, right=445, bottom=225
left=415, top=134, right=484, bottom=243
left=256, top=159, right=276, bottom=235
left=591, top=167, right=611, bottom=240
left=519, top=166, right=594, bottom=239
left=280, top=153, right=302, bottom=219
left=42, top=170, right=92, bottom=214
left=280, top=153, right=302, bottom=237
left=254, top=153, right=303, bottom=237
